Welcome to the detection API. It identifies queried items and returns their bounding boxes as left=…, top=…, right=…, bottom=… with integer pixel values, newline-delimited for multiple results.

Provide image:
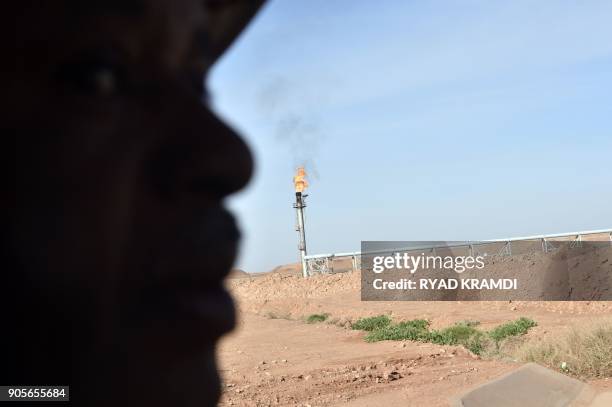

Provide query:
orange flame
left=293, top=167, right=308, bottom=193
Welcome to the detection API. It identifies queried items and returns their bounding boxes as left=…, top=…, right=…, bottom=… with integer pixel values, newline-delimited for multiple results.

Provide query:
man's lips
left=126, top=206, right=240, bottom=344
left=159, top=284, right=236, bottom=339
left=148, top=205, right=240, bottom=283
left=133, top=281, right=237, bottom=348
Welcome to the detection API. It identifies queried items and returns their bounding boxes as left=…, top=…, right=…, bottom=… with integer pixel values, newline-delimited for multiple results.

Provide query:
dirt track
left=219, top=313, right=514, bottom=406
left=219, top=260, right=612, bottom=406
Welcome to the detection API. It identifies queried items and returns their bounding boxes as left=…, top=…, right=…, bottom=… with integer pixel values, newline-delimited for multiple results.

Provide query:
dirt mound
left=227, top=252, right=612, bottom=329
left=361, top=245, right=612, bottom=301
left=466, top=245, right=612, bottom=301
left=227, top=269, right=250, bottom=279
left=267, top=263, right=302, bottom=277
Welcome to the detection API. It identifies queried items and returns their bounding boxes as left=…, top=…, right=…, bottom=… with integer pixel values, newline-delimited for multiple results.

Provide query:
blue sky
left=209, top=0, right=612, bottom=273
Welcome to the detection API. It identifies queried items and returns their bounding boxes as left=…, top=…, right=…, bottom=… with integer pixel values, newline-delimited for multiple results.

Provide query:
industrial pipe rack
left=302, top=228, right=612, bottom=276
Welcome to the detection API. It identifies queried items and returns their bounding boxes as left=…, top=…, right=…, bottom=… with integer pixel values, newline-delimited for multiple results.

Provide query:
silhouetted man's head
left=2, top=1, right=262, bottom=405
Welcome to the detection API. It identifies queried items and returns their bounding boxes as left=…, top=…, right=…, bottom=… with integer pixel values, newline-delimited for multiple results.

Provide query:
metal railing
left=303, top=228, right=612, bottom=276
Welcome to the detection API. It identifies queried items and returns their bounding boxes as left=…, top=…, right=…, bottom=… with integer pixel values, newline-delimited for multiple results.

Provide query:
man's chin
left=73, top=344, right=221, bottom=407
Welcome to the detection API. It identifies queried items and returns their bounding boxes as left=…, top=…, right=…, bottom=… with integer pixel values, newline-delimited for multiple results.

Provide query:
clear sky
left=208, top=0, right=612, bottom=273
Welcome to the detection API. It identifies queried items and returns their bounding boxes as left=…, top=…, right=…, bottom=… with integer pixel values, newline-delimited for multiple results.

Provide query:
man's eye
left=57, top=55, right=124, bottom=95
left=90, top=67, right=117, bottom=95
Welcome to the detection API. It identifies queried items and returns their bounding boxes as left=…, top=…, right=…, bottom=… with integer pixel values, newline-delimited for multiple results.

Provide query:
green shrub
left=428, top=324, right=480, bottom=346
left=466, top=332, right=487, bottom=355
left=364, top=321, right=430, bottom=343
left=306, top=313, right=329, bottom=324
left=352, top=315, right=392, bottom=331
left=457, top=320, right=481, bottom=328
left=396, top=319, right=430, bottom=331
left=358, top=316, right=536, bottom=357
left=489, top=317, right=537, bottom=344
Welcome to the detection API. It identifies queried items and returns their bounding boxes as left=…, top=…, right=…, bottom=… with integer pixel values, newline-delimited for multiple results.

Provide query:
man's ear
left=205, top=0, right=266, bottom=62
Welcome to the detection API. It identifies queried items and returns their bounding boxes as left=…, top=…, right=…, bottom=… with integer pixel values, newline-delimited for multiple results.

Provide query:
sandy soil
left=219, top=260, right=612, bottom=406
left=218, top=313, right=514, bottom=406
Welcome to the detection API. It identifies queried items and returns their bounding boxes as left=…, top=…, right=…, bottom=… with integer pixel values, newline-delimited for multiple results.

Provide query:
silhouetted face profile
left=2, top=1, right=261, bottom=405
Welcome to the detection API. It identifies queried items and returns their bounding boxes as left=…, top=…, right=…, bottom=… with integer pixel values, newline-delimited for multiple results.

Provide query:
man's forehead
left=10, top=0, right=207, bottom=33
left=63, top=0, right=211, bottom=17
left=14, top=0, right=207, bottom=28
left=66, top=0, right=147, bottom=16
left=9, top=0, right=263, bottom=63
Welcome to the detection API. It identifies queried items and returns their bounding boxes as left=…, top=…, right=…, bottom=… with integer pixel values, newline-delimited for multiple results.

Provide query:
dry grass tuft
left=517, top=319, right=612, bottom=379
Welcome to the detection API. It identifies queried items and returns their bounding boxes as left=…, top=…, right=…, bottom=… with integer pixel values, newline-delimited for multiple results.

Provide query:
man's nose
left=148, top=89, right=254, bottom=203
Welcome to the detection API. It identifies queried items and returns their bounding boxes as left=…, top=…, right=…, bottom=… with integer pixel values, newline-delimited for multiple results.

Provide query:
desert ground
left=219, top=254, right=612, bottom=407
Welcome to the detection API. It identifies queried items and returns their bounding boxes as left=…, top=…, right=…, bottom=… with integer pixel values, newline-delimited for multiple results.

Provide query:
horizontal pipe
left=485, top=228, right=612, bottom=242
left=303, top=228, right=612, bottom=260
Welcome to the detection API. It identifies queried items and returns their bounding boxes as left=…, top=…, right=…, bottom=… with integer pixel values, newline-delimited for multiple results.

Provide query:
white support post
left=294, top=192, right=308, bottom=278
